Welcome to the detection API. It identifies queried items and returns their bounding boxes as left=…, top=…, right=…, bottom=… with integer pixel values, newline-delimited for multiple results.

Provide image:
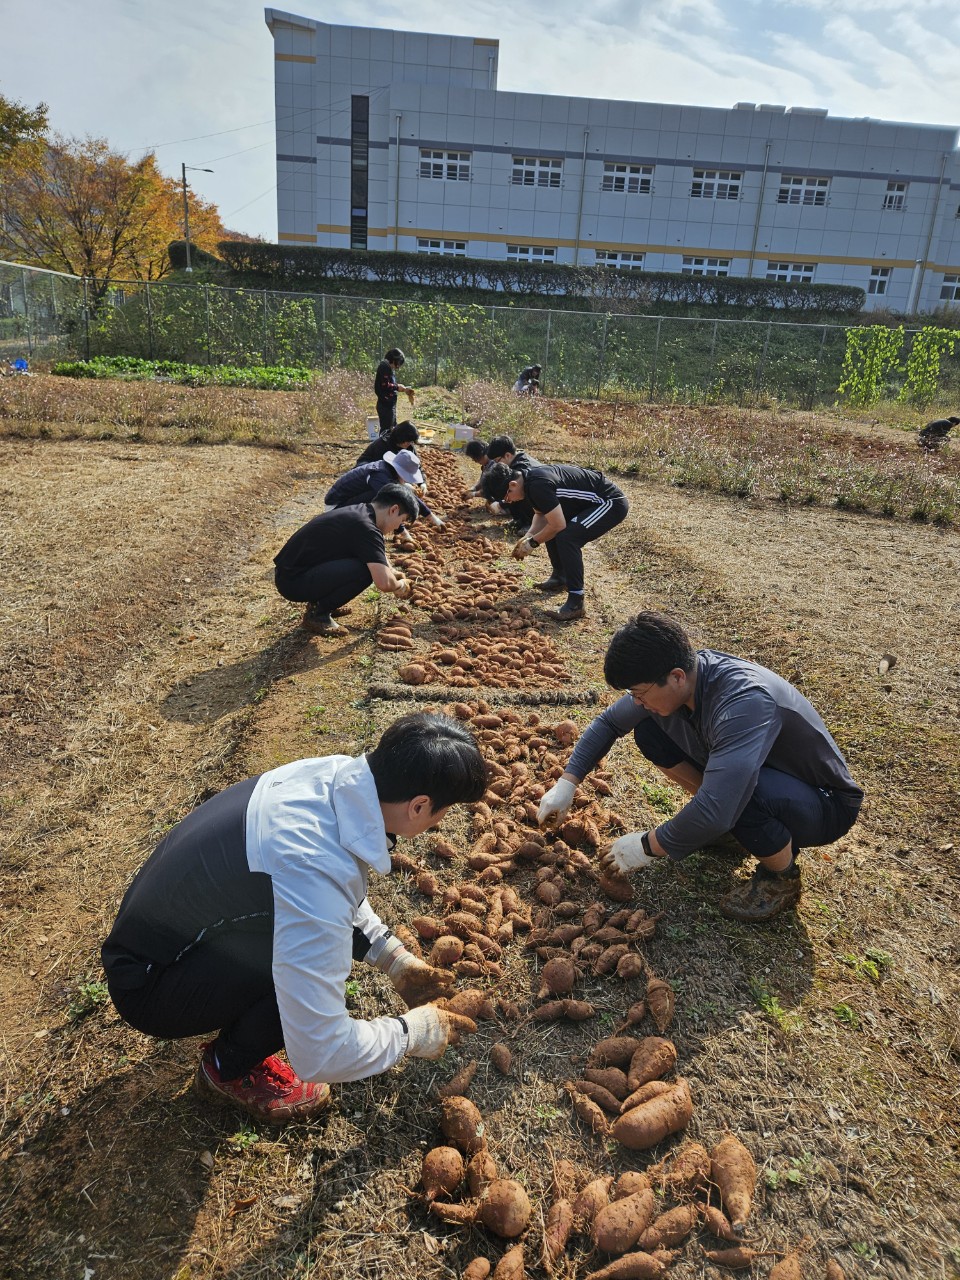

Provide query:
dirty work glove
left=393, top=576, right=412, bottom=600
left=537, top=777, right=576, bottom=825
left=402, top=1005, right=477, bottom=1059
left=428, top=512, right=445, bottom=529
left=511, top=535, right=538, bottom=561
left=606, top=832, right=657, bottom=874
left=487, top=501, right=505, bottom=515
left=382, top=944, right=456, bottom=1006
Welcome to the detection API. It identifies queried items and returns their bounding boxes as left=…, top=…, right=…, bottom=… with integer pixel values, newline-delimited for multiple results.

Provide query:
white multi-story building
left=265, top=9, right=960, bottom=314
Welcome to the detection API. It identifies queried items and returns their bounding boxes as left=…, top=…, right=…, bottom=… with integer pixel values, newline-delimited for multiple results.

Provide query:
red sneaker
left=195, top=1044, right=331, bottom=1124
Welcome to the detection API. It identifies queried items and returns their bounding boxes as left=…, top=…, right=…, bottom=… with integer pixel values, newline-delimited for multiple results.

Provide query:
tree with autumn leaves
left=0, top=93, right=231, bottom=300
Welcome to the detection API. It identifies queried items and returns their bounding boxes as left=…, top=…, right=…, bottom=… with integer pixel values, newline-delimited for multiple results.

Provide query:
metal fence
left=0, top=258, right=951, bottom=407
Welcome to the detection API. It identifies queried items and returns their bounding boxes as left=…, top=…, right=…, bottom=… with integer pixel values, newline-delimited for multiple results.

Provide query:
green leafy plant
left=837, top=325, right=904, bottom=406
left=832, top=1002, right=860, bottom=1028
left=898, top=327, right=959, bottom=407
left=68, top=980, right=110, bottom=1020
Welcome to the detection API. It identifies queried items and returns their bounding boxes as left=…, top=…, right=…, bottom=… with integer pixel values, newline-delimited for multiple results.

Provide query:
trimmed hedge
left=217, top=242, right=865, bottom=316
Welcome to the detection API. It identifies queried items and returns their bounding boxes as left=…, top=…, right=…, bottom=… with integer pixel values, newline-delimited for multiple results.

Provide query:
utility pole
left=181, top=163, right=214, bottom=272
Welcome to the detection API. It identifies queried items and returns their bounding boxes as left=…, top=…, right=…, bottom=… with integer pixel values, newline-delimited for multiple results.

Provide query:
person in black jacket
left=325, top=450, right=445, bottom=529
left=486, top=435, right=539, bottom=529
left=918, top=415, right=959, bottom=450
left=374, top=348, right=414, bottom=436
left=481, top=461, right=628, bottom=621
left=356, top=421, right=420, bottom=466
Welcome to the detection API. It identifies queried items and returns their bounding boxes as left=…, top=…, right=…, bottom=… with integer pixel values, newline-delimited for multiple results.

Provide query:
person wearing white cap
left=324, top=451, right=445, bottom=528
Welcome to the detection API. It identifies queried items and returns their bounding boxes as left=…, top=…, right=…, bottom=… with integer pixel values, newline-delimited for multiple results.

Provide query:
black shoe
left=548, top=597, right=585, bottom=622
left=719, top=862, right=801, bottom=922
left=301, top=607, right=341, bottom=635
left=534, top=576, right=567, bottom=593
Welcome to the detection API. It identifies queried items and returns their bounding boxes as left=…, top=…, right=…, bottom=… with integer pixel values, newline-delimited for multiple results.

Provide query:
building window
left=868, top=266, right=891, bottom=296
left=595, top=250, right=645, bottom=270
left=349, top=95, right=369, bottom=250
left=506, top=244, right=557, bottom=263
left=939, top=273, right=960, bottom=301
left=690, top=169, right=741, bottom=200
left=601, top=162, right=653, bottom=194
left=681, top=256, right=730, bottom=276
left=882, top=181, right=907, bottom=211
left=777, top=175, right=830, bottom=206
left=419, top=149, right=471, bottom=181
left=417, top=238, right=467, bottom=256
left=766, top=261, right=815, bottom=284
left=511, top=156, right=563, bottom=188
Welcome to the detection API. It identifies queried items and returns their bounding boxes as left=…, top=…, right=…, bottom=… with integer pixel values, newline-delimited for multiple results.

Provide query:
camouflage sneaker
left=195, top=1045, right=331, bottom=1124
left=719, top=866, right=801, bottom=922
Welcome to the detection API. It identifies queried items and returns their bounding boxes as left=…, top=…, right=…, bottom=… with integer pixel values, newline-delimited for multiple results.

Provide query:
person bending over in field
left=273, top=483, right=417, bottom=635
left=538, top=612, right=863, bottom=922
left=355, top=420, right=420, bottom=467
left=480, top=460, right=628, bottom=622
left=485, top=434, right=541, bottom=531
left=464, top=439, right=490, bottom=496
left=101, top=712, right=487, bottom=1124
left=325, top=448, right=445, bottom=531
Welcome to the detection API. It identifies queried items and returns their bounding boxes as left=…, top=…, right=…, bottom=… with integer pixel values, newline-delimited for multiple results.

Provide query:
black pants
left=274, top=561, right=372, bottom=611
left=377, top=399, right=396, bottom=436
left=633, top=719, right=862, bottom=859
left=546, top=495, right=629, bottom=593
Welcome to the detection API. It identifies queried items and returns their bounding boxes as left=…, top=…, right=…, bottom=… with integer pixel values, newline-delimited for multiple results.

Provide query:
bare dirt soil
left=0, top=391, right=958, bottom=1280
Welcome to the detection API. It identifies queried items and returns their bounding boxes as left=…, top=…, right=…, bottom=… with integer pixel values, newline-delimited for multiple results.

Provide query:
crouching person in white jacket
left=101, top=712, right=488, bottom=1124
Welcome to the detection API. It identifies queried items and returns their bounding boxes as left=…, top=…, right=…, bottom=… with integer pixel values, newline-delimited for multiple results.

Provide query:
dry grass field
left=0, top=376, right=958, bottom=1280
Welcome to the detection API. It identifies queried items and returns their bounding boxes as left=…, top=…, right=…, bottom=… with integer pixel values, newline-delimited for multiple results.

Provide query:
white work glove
left=381, top=942, right=455, bottom=1006
left=487, top=501, right=506, bottom=515
left=402, top=1005, right=477, bottom=1060
left=538, top=777, right=576, bottom=825
left=511, top=535, right=538, bottom=561
left=608, top=832, right=656, bottom=874
left=428, top=512, right=445, bottom=529
left=393, top=576, right=412, bottom=600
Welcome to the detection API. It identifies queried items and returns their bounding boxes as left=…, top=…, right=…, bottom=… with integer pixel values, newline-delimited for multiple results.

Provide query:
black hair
left=384, top=347, right=405, bottom=366
left=368, top=712, right=488, bottom=809
left=465, top=439, right=489, bottom=462
left=487, top=435, right=517, bottom=460
left=372, top=482, right=419, bottom=523
left=530, top=365, right=542, bottom=374
left=386, top=421, right=419, bottom=448
left=603, top=612, right=696, bottom=689
left=480, top=461, right=518, bottom=502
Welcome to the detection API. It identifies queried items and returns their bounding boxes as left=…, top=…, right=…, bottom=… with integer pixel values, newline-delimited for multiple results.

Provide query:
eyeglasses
left=628, top=682, right=659, bottom=702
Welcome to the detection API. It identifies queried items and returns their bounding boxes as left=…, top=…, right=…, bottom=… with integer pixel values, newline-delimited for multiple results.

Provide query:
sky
left=3, top=0, right=959, bottom=242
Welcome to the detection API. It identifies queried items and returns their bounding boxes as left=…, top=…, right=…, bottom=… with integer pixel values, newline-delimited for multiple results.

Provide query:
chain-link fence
left=1, top=259, right=952, bottom=407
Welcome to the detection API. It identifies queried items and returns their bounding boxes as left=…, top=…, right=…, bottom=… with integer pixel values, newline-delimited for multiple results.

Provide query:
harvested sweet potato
left=421, top=1146, right=464, bottom=1202
left=428, top=935, right=465, bottom=967
left=398, top=663, right=428, bottom=685
left=702, top=1246, right=771, bottom=1269
left=611, top=1079, right=693, bottom=1150
left=599, top=868, right=634, bottom=902
left=612, top=1172, right=651, bottom=1199
left=825, top=1261, right=846, bottom=1280
left=570, top=1079, right=621, bottom=1114
left=583, top=1252, right=668, bottom=1280
left=492, top=1243, right=525, bottom=1280
left=616, top=953, right=645, bottom=981
left=462, top=1260, right=491, bottom=1280
left=490, top=1042, right=512, bottom=1075
left=619, top=1080, right=673, bottom=1113
left=635, top=1203, right=698, bottom=1250
left=437, top=1059, right=478, bottom=1099
left=440, top=1095, right=486, bottom=1154
left=551, top=1159, right=584, bottom=1201
left=378, top=634, right=414, bottom=649
left=592, top=1187, right=656, bottom=1254
left=532, top=999, right=596, bottom=1022
left=432, top=838, right=458, bottom=860
left=587, top=1036, right=641, bottom=1069
left=412, top=915, right=443, bottom=940
left=416, top=870, right=439, bottom=897
left=699, top=1204, right=739, bottom=1242
left=542, top=1198, right=575, bottom=1274
left=465, top=1148, right=498, bottom=1197
left=625, top=1037, right=678, bottom=1091
left=440, top=989, right=496, bottom=1020
left=709, top=1134, right=757, bottom=1233
left=478, top=1179, right=532, bottom=1238
left=583, top=1066, right=630, bottom=1100
left=429, top=1200, right=478, bottom=1225
left=768, top=1245, right=808, bottom=1279
left=572, top=1175, right=613, bottom=1228
left=659, top=1141, right=711, bottom=1194
left=645, top=978, right=675, bottom=1032
left=564, top=1082, right=611, bottom=1135
left=538, top=956, right=577, bottom=999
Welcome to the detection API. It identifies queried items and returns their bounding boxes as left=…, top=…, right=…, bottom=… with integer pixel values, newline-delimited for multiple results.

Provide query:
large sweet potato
left=542, top=1198, right=575, bottom=1274
left=625, top=1037, right=677, bottom=1091
left=440, top=1095, right=486, bottom=1154
left=584, top=1252, right=668, bottom=1280
left=611, top=1079, right=693, bottom=1150
left=591, top=1188, right=656, bottom=1254
left=478, top=1178, right=532, bottom=1238
left=709, top=1134, right=756, bottom=1233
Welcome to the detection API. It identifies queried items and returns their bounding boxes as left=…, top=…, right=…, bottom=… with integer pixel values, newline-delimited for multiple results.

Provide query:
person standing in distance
left=538, top=612, right=863, bottom=921
left=273, top=484, right=417, bottom=635
left=375, top=348, right=414, bottom=437
left=480, top=460, right=628, bottom=622
left=101, top=713, right=487, bottom=1125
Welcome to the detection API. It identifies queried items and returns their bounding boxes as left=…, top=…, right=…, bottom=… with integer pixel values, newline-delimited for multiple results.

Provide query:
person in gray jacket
left=537, top=612, right=863, bottom=921
left=102, top=713, right=486, bottom=1123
